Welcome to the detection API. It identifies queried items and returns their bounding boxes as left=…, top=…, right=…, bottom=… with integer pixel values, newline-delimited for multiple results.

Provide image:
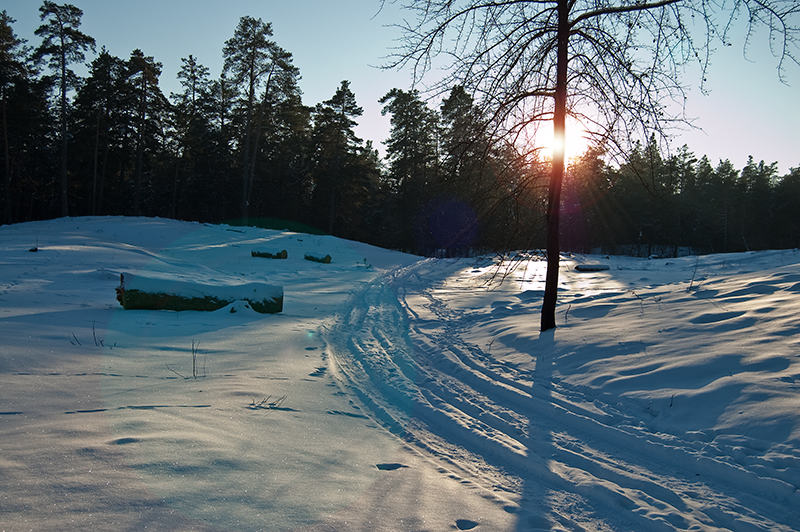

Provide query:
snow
left=118, top=272, right=283, bottom=312
left=2, top=216, right=799, bottom=530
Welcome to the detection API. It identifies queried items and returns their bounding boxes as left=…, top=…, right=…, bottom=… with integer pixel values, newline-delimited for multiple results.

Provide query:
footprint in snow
left=308, top=366, right=327, bottom=377
left=375, top=463, right=408, bottom=471
left=455, top=519, right=479, bottom=530
left=689, top=310, right=744, bottom=324
left=109, top=437, right=140, bottom=445
left=327, top=410, right=368, bottom=419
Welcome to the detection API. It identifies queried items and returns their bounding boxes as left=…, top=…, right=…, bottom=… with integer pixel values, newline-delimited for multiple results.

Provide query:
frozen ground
left=1, top=217, right=799, bottom=530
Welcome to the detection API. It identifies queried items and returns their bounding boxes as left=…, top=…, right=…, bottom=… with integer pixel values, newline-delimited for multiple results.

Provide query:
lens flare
left=537, top=117, right=589, bottom=162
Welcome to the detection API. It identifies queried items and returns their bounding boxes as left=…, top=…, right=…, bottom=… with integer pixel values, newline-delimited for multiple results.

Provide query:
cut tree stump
left=115, top=273, right=283, bottom=313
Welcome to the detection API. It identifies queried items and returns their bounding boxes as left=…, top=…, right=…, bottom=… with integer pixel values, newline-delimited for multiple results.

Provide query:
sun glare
left=536, top=117, right=590, bottom=162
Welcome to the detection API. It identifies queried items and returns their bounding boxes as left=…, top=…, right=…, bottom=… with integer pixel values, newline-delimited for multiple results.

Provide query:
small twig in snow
left=631, top=290, right=645, bottom=315
left=191, top=339, right=199, bottom=379
left=687, top=256, right=701, bottom=292
left=165, top=364, right=187, bottom=379
left=92, top=320, right=104, bottom=347
left=248, top=395, right=287, bottom=410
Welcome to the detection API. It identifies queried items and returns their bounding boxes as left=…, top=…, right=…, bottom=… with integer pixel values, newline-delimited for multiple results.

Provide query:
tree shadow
left=514, top=328, right=564, bottom=530
left=513, top=329, right=709, bottom=530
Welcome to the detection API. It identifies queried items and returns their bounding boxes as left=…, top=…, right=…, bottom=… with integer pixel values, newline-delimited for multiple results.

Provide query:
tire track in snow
left=325, top=259, right=799, bottom=530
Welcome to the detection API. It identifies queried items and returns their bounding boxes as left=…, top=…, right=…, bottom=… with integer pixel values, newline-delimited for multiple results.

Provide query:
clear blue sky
left=4, top=0, right=798, bottom=173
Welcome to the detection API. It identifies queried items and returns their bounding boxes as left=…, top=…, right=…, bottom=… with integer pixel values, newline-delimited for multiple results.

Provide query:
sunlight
left=537, top=116, right=590, bottom=163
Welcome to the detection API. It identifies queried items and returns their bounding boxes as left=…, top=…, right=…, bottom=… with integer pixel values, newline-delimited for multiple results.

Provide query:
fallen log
left=251, top=249, right=288, bottom=259
left=115, top=273, right=283, bottom=313
left=304, top=253, right=332, bottom=264
left=575, top=264, right=610, bottom=272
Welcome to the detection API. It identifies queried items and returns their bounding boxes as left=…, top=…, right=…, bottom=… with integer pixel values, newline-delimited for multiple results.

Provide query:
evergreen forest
left=2, top=5, right=799, bottom=256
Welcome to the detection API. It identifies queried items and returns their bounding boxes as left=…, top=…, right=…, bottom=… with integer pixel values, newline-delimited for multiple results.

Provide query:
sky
left=4, top=0, right=798, bottom=173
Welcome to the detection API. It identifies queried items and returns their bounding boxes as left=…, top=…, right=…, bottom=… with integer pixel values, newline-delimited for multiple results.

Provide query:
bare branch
left=570, top=0, right=682, bottom=28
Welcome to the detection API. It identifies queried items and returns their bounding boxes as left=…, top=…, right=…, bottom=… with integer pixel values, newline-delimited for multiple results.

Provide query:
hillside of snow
left=1, top=217, right=799, bottom=530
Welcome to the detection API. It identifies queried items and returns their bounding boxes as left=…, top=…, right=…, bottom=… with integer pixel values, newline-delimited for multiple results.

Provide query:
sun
left=536, top=116, right=590, bottom=162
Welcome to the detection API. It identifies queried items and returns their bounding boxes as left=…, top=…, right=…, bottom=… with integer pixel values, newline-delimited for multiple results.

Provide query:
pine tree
left=223, top=16, right=299, bottom=222
left=663, top=145, right=698, bottom=254
left=692, top=155, right=717, bottom=251
left=248, top=45, right=301, bottom=220
left=739, top=156, right=777, bottom=250
left=440, top=86, right=486, bottom=192
left=712, top=159, right=739, bottom=252
left=171, top=54, right=214, bottom=218
left=72, top=48, right=128, bottom=214
left=209, top=73, right=235, bottom=148
left=257, top=90, right=311, bottom=224
left=311, top=80, right=364, bottom=234
left=439, top=85, right=514, bottom=254
left=380, top=88, right=440, bottom=250
left=607, top=137, right=666, bottom=254
left=33, top=1, right=95, bottom=216
left=561, top=149, right=609, bottom=253
left=1, top=10, right=28, bottom=223
left=774, top=167, right=800, bottom=249
left=127, top=48, right=168, bottom=215
left=175, top=55, right=210, bottom=118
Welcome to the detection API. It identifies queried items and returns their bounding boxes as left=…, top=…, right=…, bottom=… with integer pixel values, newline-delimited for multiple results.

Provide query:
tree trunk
left=540, top=0, right=569, bottom=332
left=60, top=47, right=69, bottom=217
left=91, top=111, right=100, bottom=215
left=134, top=75, right=146, bottom=216
left=247, top=114, right=263, bottom=216
left=240, top=74, right=257, bottom=223
left=98, top=133, right=108, bottom=214
left=2, top=95, right=11, bottom=224
left=171, top=157, right=180, bottom=219
left=328, top=185, right=336, bottom=235
left=240, top=124, right=252, bottom=222
left=134, top=128, right=143, bottom=215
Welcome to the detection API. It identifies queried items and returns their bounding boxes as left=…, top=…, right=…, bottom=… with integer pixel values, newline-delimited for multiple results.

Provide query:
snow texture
left=1, top=216, right=799, bottom=531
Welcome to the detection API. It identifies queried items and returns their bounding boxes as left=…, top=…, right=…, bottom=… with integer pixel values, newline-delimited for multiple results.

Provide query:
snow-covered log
left=115, top=273, right=283, bottom=313
left=304, top=253, right=332, bottom=264
left=251, top=249, right=288, bottom=259
left=575, top=264, right=610, bottom=272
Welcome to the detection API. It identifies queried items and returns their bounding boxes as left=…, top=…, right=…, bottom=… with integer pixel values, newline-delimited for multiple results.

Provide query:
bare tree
left=388, top=0, right=799, bottom=331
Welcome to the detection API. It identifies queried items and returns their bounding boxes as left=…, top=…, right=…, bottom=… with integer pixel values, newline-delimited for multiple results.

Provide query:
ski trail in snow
left=326, top=258, right=799, bottom=530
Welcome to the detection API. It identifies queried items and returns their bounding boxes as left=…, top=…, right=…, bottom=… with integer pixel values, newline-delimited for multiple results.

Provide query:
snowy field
left=1, top=217, right=799, bottom=531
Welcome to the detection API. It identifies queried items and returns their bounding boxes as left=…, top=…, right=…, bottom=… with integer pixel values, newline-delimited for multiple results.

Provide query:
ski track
left=326, top=258, right=799, bottom=531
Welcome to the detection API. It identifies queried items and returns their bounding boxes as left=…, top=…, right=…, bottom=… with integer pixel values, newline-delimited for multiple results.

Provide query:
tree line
left=564, top=142, right=800, bottom=255
left=1, top=3, right=798, bottom=256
